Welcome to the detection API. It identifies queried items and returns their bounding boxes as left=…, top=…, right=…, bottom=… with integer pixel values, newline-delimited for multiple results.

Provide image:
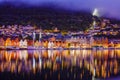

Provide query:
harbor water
left=0, top=49, right=120, bottom=80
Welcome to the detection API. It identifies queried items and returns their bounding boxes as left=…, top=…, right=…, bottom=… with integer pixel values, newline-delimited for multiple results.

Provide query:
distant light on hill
left=92, top=8, right=99, bottom=17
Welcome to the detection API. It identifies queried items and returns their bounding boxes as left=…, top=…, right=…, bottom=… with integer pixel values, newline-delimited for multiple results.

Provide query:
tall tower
left=92, top=8, right=99, bottom=30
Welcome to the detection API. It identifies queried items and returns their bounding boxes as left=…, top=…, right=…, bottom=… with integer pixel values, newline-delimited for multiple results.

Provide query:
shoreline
left=0, top=47, right=120, bottom=50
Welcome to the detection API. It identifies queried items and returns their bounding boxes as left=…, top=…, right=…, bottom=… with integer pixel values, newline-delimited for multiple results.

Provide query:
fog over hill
left=0, top=2, right=120, bottom=31
left=0, top=2, right=90, bottom=15
left=0, top=0, right=120, bottom=19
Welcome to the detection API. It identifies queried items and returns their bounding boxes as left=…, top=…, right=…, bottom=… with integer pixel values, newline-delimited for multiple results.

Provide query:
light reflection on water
left=0, top=49, right=120, bottom=80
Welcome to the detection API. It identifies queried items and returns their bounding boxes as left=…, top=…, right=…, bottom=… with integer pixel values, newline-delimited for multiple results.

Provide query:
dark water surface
left=0, top=49, right=120, bottom=80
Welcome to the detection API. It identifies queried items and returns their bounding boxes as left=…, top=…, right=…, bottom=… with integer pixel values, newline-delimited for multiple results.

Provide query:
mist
left=0, top=0, right=120, bottom=19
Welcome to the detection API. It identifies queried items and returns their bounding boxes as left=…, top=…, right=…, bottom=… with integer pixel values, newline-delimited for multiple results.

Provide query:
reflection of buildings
left=0, top=50, right=120, bottom=79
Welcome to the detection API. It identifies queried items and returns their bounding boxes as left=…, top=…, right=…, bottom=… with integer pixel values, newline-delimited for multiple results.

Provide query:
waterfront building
left=5, top=38, right=11, bottom=48
left=19, top=39, right=28, bottom=48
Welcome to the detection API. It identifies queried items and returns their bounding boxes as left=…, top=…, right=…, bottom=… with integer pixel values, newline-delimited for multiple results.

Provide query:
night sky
left=0, top=0, right=120, bottom=19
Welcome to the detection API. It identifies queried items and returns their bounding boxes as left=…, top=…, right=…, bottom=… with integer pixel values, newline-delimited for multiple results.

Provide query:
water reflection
left=0, top=49, right=120, bottom=80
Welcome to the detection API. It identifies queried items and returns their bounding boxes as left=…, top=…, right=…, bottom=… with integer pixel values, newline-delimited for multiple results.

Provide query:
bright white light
left=92, top=8, right=99, bottom=17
